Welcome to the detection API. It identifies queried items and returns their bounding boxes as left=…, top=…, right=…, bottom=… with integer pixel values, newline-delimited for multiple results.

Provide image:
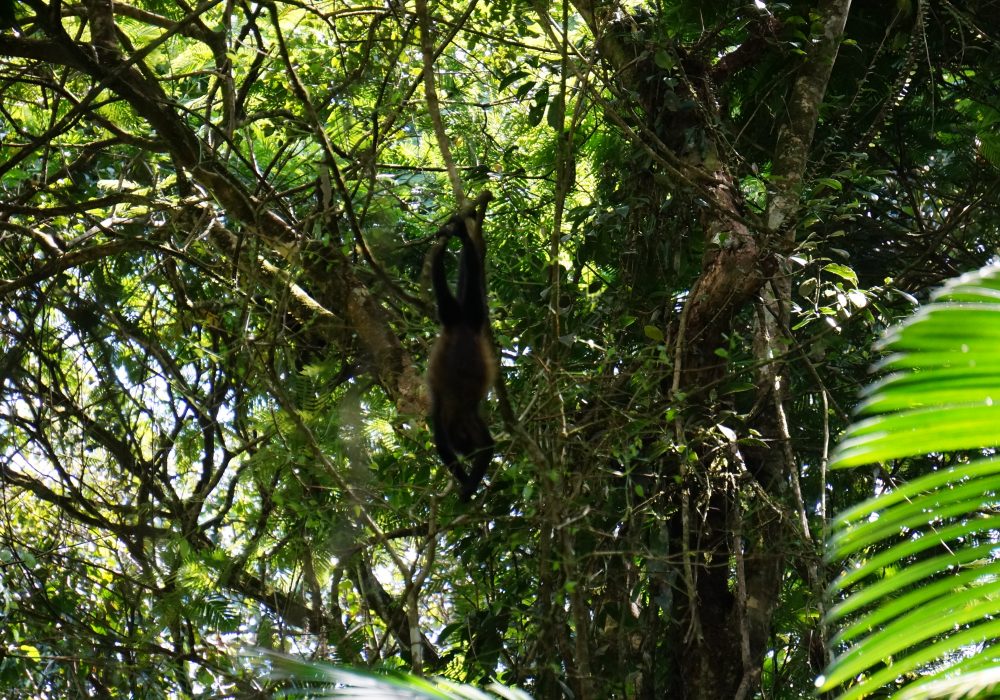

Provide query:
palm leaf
left=244, top=648, right=533, bottom=699
left=820, top=264, right=1000, bottom=699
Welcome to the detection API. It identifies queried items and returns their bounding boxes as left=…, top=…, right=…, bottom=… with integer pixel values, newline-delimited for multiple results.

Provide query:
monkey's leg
left=433, top=418, right=470, bottom=490
left=458, top=418, right=494, bottom=501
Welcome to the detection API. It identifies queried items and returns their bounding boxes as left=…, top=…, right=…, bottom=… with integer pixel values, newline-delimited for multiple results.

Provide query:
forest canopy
left=1, top=0, right=999, bottom=698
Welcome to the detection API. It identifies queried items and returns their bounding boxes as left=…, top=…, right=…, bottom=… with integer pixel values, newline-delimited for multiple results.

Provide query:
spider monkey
left=427, top=193, right=495, bottom=501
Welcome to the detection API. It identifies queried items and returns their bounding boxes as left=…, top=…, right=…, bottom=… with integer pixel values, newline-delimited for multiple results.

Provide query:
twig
left=416, top=0, right=475, bottom=203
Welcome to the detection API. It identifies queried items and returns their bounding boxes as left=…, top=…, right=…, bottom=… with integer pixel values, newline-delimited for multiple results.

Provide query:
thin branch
left=416, top=0, right=474, bottom=203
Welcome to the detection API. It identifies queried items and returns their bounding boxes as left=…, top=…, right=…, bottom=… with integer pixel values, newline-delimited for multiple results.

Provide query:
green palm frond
left=821, top=264, right=1000, bottom=699
left=245, top=648, right=534, bottom=699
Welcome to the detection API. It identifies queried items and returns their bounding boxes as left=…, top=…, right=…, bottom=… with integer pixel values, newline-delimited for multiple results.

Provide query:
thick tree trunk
left=570, top=0, right=852, bottom=696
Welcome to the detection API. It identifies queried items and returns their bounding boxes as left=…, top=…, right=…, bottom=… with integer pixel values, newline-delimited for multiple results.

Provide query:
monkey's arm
left=457, top=233, right=488, bottom=328
left=431, top=240, right=462, bottom=326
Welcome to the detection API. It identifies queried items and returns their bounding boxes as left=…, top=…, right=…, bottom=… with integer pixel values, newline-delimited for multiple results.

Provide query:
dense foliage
left=1, top=0, right=999, bottom=697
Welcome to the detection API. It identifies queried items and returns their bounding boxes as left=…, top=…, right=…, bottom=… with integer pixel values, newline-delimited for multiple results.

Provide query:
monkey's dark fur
left=427, top=196, right=495, bottom=501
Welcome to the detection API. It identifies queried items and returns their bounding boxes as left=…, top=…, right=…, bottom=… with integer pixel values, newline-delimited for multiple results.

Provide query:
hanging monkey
left=427, top=192, right=495, bottom=501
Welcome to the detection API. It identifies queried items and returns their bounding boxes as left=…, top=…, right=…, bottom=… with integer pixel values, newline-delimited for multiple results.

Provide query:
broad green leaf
left=823, top=263, right=858, bottom=286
